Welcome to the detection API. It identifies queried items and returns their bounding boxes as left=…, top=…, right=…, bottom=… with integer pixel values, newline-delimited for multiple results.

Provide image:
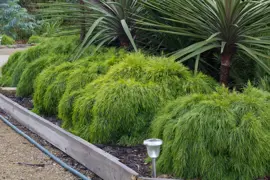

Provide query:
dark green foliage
left=16, top=54, right=68, bottom=97
left=1, top=35, right=15, bottom=45
left=258, top=76, right=270, bottom=92
left=152, top=86, right=270, bottom=179
left=68, top=53, right=217, bottom=145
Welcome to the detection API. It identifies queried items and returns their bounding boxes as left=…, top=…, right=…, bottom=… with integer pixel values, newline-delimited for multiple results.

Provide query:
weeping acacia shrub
left=0, top=51, right=22, bottom=86
left=152, top=86, right=270, bottom=180
left=58, top=48, right=127, bottom=128
left=58, top=63, right=105, bottom=128
left=90, top=80, right=165, bottom=145
left=33, top=62, right=75, bottom=114
left=99, top=53, right=217, bottom=95
left=41, top=59, right=102, bottom=115
left=16, top=54, right=68, bottom=97
left=10, top=45, right=49, bottom=86
left=0, top=35, right=80, bottom=87
left=37, top=47, right=124, bottom=115
left=68, top=53, right=217, bottom=145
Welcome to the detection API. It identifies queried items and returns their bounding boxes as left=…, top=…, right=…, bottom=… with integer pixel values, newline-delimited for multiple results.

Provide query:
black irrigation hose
left=0, top=115, right=90, bottom=180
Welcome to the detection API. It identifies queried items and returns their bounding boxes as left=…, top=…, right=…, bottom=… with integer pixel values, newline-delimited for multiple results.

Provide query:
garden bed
left=0, top=89, right=157, bottom=179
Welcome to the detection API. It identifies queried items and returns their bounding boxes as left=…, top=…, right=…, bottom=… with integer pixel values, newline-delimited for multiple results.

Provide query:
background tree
left=138, top=0, right=270, bottom=86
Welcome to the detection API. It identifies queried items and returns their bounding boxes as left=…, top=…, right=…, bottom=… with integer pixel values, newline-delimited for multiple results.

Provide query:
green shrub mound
left=16, top=54, right=68, bottom=97
left=58, top=48, right=127, bottom=127
left=102, top=53, right=217, bottom=96
left=33, top=62, right=75, bottom=114
left=35, top=48, right=119, bottom=115
left=152, top=86, right=270, bottom=180
left=66, top=53, right=217, bottom=145
left=90, top=80, right=164, bottom=145
left=10, top=45, right=49, bottom=86
left=1, top=35, right=15, bottom=45
left=43, top=71, right=72, bottom=115
left=58, top=63, right=107, bottom=127
left=27, top=35, right=44, bottom=44
left=0, top=35, right=80, bottom=87
left=0, top=51, right=22, bottom=86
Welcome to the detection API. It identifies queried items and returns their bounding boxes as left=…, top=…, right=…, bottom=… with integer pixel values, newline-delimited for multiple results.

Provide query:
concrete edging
left=0, top=93, right=139, bottom=180
left=0, top=92, right=182, bottom=180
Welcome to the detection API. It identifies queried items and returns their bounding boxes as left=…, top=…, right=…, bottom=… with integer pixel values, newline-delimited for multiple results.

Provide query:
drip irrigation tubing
left=0, top=114, right=90, bottom=180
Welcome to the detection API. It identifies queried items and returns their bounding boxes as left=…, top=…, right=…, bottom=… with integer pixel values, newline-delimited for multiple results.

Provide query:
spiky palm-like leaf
left=138, top=0, right=270, bottom=85
left=39, top=0, right=143, bottom=59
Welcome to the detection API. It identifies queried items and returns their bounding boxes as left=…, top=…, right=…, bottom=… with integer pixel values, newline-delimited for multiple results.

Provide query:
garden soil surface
left=0, top=90, right=153, bottom=177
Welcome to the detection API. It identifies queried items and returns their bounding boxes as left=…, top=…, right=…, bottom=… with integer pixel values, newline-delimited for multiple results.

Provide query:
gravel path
left=0, top=119, right=77, bottom=180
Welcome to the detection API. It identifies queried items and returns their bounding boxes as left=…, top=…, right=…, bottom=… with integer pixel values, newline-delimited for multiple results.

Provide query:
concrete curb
left=0, top=93, right=181, bottom=180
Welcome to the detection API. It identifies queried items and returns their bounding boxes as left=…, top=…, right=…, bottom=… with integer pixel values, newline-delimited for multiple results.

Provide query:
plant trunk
left=119, top=36, right=129, bottom=48
left=220, top=46, right=234, bottom=86
left=80, top=0, right=86, bottom=41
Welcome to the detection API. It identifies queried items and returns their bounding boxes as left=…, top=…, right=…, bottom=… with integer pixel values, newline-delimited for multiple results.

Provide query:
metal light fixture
left=143, top=138, right=163, bottom=178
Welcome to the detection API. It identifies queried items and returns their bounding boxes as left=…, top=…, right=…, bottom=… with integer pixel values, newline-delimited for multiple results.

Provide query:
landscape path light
left=143, top=138, right=163, bottom=178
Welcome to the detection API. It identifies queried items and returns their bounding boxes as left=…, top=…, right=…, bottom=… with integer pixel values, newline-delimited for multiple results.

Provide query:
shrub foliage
left=64, top=53, right=217, bottom=145
left=152, top=86, right=270, bottom=179
left=1, top=35, right=15, bottom=45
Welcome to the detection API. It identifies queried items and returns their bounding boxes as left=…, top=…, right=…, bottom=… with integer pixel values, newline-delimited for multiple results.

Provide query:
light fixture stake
left=143, top=138, right=163, bottom=178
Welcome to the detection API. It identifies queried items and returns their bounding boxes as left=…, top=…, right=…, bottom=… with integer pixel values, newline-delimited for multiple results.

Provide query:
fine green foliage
left=58, top=48, right=127, bottom=128
left=27, top=35, right=43, bottom=44
left=1, top=34, right=15, bottom=45
left=67, top=53, right=217, bottom=145
left=0, top=35, right=80, bottom=88
left=33, top=62, right=74, bottom=114
left=16, top=54, right=68, bottom=97
left=90, top=79, right=164, bottom=144
left=0, top=51, right=22, bottom=86
left=43, top=70, right=72, bottom=115
left=10, top=45, right=47, bottom=86
left=152, top=86, right=270, bottom=179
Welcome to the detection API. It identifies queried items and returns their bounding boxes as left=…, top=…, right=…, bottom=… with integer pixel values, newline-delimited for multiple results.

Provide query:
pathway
left=0, top=48, right=28, bottom=68
left=0, top=47, right=78, bottom=179
left=0, top=119, right=77, bottom=180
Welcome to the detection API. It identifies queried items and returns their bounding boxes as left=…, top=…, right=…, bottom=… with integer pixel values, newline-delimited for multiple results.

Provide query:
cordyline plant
left=38, top=0, right=143, bottom=60
left=138, top=0, right=270, bottom=85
